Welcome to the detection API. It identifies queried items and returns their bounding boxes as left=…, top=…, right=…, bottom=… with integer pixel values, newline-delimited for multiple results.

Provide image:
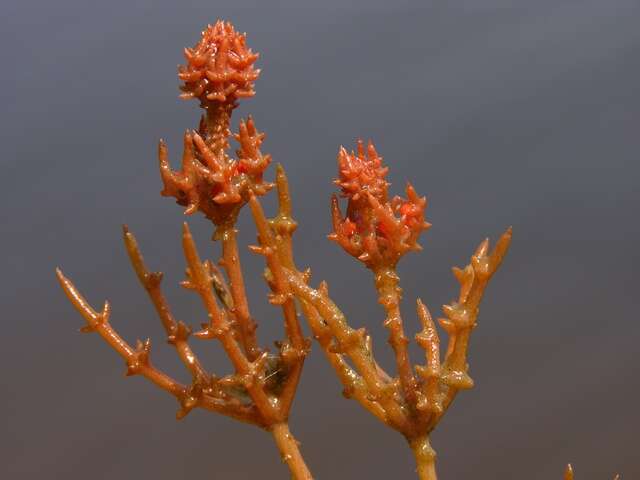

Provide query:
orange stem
left=123, top=226, right=208, bottom=381
left=248, top=194, right=306, bottom=415
left=220, top=225, right=261, bottom=360
left=409, top=436, right=437, bottom=480
left=271, top=422, right=313, bottom=480
left=374, top=266, right=418, bottom=409
left=181, top=223, right=279, bottom=421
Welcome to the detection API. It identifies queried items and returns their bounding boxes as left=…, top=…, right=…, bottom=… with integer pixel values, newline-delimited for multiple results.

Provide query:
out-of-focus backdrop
left=2, top=1, right=639, bottom=478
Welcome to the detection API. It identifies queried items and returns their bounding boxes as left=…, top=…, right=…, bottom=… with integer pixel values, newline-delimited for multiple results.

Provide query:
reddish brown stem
left=286, top=270, right=409, bottom=430
left=248, top=194, right=307, bottom=415
left=55, top=268, right=261, bottom=425
left=219, top=225, right=261, bottom=360
left=409, top=436, right=438, bottom=480
left=439, top=228, right=512, bottom=416
left=374, top=266, right=418, bottom=409
left=296, top=291, right=388, bottom=423
left=123, top=226, right=208, bottom=381
left=271, top=422, right=313, bottom=480
left=415, top=299, right=443, bottom=416
left=182, top=222, right=279, bottom=422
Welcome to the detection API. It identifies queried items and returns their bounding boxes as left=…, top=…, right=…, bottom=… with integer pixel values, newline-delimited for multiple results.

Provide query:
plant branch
left=55, top=268, right=261, bottom=425
left=271, top=422, right=313, bottom=480
left=373, top=266, right=418, bottom=409
left=409, top=436, right=438, bottom=480
left=181, top=222, right=280, bottom=421
left=248, top=193, right=308, bottom=415
left=286, top=270, right=409, bottom=430
left=219, top=224, right=262, bottom=360
left=123, top=226, right=208, bottom=381
left=414, top=299, right=443, bottom=416
left=438, top=227, right=512, bottom=417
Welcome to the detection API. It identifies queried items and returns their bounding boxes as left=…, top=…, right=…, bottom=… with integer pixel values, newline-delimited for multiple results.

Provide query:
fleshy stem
left=271, top=422, right=313, bottom=480
left=122, top=225, right=208, bottom=381
left=181, top=222, right=279, bottom=420
left=374, top=266, right=418, bottom=410
left=409, top=436, right=437, bottom=480
left=286, top=271, right=409, bottom=430
left=248, top=190, right=307, bottom=415
left=202, top=101, right=233, bottom=156
left=272, top=166, right=390, bottom=424
left=55, top=268, right=263, bottom=425
left=219, top=224, right=261, bottom=360
left=437, top=228, right=513, bottom=419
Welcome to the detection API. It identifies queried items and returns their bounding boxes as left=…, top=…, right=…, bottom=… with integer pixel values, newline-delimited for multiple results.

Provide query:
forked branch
left=57, top=21, right=312, bottom=480
left=286, top=139, right=512, bottom=479
left=55, top=268, right=262, bottom=425
left=55, top=18, right=614, bottom=480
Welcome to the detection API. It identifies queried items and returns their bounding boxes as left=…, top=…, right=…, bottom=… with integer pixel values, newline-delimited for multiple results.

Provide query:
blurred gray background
left=2, top=0, right=639, bottom=478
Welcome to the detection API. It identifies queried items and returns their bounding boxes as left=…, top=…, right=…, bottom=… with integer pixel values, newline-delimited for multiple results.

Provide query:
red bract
left=330, top=140, right=430, bottom=269
left=159, top=116, right=273, bottom=225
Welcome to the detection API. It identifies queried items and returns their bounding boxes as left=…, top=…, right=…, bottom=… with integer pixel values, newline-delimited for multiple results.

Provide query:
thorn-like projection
left=126, top=339, right=151, bottom=376
left=167, top=321, right=192, bottom=345
left=415, top=299, right=443, bottom=414
left=176, top=382, right=206, bottom=420
left=268, top=292, right=290, bottom=306
left=77, top=300, right=111, bottom=333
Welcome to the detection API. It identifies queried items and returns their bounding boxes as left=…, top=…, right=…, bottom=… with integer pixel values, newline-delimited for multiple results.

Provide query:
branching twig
left=219, top=225, right=261, bottom=360
left=286, top=139, right=511, bottom=479
left=437, top=228, right=512, bottom=418
left=123, top=225, right=208, bottom=382
left=55, top=268, right=262, bottom=425
left=286, top=271, right=409, bottom=430
left=57, top=21, right=312, bottom=480
left=56, top=18, right=611, bottom=480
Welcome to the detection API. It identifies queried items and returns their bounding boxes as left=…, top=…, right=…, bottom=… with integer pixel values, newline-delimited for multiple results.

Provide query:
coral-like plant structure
left=58, top=21, right=312, bottom=479
left=288, top=140, right=511, bottom=478
left=56, top=20, right=619, bottom=480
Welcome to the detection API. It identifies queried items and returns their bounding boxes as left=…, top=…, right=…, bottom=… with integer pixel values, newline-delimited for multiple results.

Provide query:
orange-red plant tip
left=178, top=21, right=260, bottom=105
left=565, top=464, right=574, bottom=480
left=56, top=19, right=612, bottom=480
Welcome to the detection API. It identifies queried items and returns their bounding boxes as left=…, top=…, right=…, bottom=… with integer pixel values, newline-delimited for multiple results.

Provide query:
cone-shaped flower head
left=330, top=140, right=430, bottom=269
left=178, top=20, right=260, bottom=104
left=335, top=140, right=389, bottom=202
left=160, top=21, right=271, bottom=227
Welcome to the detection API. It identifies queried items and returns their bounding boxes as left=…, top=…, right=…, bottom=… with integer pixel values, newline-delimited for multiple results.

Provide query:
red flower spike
left=161, top=23, right=272, bottom=226
left=330, top=141, right=430, bottom=269
left=335, top=139, right=389, bottom=202
left=179, top=21, right=260, bottom=105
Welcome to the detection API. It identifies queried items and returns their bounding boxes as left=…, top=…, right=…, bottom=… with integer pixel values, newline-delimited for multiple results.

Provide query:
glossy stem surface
left=374, top=267, right=417, bottom=409
left=220, top=226, right=261, bottom=360
left=409, top=436, right=437, bottom=480
left=271, top=422, right=312, bottom=480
